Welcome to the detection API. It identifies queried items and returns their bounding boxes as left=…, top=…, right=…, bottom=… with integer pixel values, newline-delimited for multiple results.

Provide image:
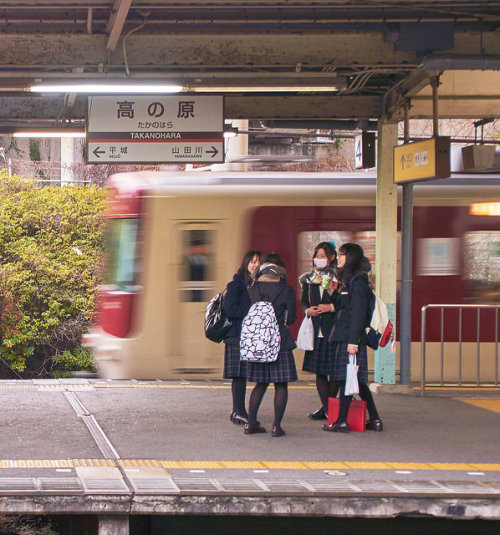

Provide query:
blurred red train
left=85, top=171, right=500, bottom=382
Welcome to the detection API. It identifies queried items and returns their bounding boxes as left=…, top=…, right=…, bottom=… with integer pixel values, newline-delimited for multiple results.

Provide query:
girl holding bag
left=323, top=243, right=383, bottom=433
left=299, top=242, right=339, bottom=420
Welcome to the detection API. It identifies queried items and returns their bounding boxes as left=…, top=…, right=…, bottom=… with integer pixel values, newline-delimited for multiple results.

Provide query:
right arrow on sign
left=206, top=146, right=219, bottom=158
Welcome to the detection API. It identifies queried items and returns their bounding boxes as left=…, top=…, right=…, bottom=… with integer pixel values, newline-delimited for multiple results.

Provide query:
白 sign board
left=394, top=137, right=450, bottom=183
left=87, top=95, right=224, bottom=163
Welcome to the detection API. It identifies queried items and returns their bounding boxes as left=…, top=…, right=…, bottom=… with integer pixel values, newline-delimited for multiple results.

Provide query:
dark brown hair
left=237, top=249, right=261, bottom=283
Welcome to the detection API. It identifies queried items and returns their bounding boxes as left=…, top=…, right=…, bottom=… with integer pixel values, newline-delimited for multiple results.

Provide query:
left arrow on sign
left=206, top=146, right=219, bottom=158
left=93, top=147, right=106, bottom=158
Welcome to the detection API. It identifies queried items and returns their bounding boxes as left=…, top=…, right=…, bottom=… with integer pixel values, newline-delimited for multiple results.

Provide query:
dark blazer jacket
left=300, top=282, right=335, bottom=338
left=222, top=274, right=251, bottom=341
left=252, top=280, right=297, bottom=350
left=329, top=273, right=371, bottom=345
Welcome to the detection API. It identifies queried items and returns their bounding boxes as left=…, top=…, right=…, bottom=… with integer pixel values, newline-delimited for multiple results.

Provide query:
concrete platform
left=0, top=379, right=499, bottom=520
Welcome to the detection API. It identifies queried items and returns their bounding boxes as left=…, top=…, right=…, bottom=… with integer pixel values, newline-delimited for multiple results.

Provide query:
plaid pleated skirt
left=302, top=337, right=333, bottom=375
left=329, top=342, right=368, bottom=384
left=223, top=340, right=248, bottom=379
left=246, top=349, right=298, bottom=384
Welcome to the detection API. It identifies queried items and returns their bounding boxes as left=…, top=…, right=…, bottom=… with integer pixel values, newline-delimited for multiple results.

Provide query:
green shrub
left=0, top=171, right=107, bottom=377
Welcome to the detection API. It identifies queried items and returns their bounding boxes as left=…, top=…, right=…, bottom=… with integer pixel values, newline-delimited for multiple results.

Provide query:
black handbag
left=204, top=290, right=232, bottom=343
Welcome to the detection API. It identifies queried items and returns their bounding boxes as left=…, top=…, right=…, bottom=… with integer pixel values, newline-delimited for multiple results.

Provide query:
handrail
left=420, top=304, right=500, bottom=396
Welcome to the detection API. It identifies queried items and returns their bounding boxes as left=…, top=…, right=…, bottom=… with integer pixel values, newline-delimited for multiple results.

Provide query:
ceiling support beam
left=106, top=0, right=133, bottom=52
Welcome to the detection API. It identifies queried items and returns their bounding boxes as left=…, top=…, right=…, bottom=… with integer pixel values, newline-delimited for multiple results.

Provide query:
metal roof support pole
left=374, top=120, right=398, bottom=385
left=399, top=100, right=413, bottom=386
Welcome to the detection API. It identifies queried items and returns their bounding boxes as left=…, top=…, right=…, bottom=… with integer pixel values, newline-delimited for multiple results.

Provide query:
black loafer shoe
left=244, top=423, right=267, bottom=434
left=230, top=412, right=248, bottom=425
left=308, top=407, right=327, bottom=420
left=271, top=426, right=286, bottom=437
left=366, top=418, right=383, bottom=432
left=322, top=422, right=349, bottom=433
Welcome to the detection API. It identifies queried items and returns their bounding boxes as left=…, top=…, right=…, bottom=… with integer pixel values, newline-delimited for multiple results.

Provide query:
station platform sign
left=394, top=137, right=450, bottom=183
left=87, top=95, right=224, bottom=164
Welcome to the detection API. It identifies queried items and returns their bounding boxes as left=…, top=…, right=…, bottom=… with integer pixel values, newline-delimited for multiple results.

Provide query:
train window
left=180, top=228, right=214, bottom=302
left=298, top=230, right=377, bottom=283
left=417, top=238, right=460, bottom=276
left=298, top=231, right=351, bottom=277
left=464, top=232, right=500, bottom=302
left=105, top=219, right=142, bottom=291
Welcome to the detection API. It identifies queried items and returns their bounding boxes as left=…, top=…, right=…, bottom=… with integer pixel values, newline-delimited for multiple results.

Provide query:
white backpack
left=240, top=287, right=283, bottom=363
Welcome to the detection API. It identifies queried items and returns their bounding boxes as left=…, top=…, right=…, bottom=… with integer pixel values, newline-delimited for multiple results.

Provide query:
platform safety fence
left=420, top=304, right=500, bottom=396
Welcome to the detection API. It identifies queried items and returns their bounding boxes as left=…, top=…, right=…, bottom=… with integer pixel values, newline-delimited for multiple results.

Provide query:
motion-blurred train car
left=85, top=171, right=500, bottom=382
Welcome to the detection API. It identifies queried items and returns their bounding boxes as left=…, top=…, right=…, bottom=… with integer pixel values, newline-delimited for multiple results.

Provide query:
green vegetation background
left=0, top=171, right=106, bottom=377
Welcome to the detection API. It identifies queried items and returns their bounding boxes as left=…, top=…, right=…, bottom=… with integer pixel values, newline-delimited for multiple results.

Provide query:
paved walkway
left=0, top=379, right=499, bottom=520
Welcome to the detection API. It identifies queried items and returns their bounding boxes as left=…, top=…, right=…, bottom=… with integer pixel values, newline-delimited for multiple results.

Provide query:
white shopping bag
left=297, top=316, right=314, bottom=351
left=345, top=354, right=359, bottom=395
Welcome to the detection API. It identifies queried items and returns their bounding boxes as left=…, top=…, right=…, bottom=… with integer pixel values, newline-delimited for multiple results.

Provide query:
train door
left=175, top=222, right=222, bottom=374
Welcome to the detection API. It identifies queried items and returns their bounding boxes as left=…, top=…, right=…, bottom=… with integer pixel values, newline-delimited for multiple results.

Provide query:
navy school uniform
left=328, top=273, right=371, bottom=383
left=222, top=274, right=251, bottom=379
left=246, top=280, right=298, bottom=384
left=300, top=281, right=335, bottom=375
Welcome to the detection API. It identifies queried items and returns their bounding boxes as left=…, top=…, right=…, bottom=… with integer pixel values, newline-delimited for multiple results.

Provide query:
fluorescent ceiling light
left=13, top=132, right=86, bottom=138
left=30, top=84, right=183, bottom=94
left=190, top=86, right=341, bottom=92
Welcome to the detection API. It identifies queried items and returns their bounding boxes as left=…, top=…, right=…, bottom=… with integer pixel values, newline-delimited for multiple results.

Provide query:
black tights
left=316, top=375, right=340, bottom=412
left=232, top=377, right=247, bottom=417
left=336, top=381, right=380, bottom=424
left=248, top=382, right=288, bottom=427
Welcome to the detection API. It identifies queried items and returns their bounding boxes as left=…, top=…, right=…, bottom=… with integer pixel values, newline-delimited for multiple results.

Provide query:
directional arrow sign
left=206, top=146, right=219, bottom=158
left=87, top=95, right=224, bottom=163
left=394, top=137, right=450, bottom=183
left=93, top=147, right=105, bottom=158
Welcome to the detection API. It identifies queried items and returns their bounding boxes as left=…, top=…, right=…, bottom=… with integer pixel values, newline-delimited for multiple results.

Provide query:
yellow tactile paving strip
left=0, top=382, right=498, bottom=391
left=0, top=383, right=316, bottom=390
left=456, top=398, right=500, bottom=414
left=0, top=459, right=498, bottom=471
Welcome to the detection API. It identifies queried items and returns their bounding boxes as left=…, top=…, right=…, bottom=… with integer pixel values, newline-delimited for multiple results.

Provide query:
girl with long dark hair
left=222, top=249, right=261, bottom=425
left=323, top=243, right=383, bottom=433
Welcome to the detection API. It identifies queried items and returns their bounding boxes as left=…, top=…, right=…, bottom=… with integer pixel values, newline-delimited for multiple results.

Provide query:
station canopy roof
left=0, top=1, right=499, bottom=132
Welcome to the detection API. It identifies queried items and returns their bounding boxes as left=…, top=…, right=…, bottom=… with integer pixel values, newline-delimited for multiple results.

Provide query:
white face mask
left=313, top=258, right=328, bottom=270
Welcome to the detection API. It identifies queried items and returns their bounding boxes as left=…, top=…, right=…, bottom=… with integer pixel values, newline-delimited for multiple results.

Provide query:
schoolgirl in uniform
left=299, top=242, right=339, bottom=420
left=323, top=243, right=383, bottom=433
left=222, top=249, right=261, bottom=425
left=244, top=253, right=297, bottom=437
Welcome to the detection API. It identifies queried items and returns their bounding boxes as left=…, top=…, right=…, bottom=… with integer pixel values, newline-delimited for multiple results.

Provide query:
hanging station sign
left=86, top=95, right=224, bottom=164
left=393, top=137, right=451, bottom=183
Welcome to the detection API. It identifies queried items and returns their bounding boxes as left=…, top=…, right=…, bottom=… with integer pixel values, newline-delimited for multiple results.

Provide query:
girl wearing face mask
left=299, top=242, right=339, bottom=420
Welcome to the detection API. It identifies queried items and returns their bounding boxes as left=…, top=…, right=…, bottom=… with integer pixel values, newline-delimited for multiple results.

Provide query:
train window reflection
left=298, top=231, right=351, bottom=278
left=180, top=229, right=214, bottom=302
left=417, top=238, right=460, bottom=276
left=464, top=232, right=500, bottom=302
left=106, top=219, right=141, bottom=291
left=297, top=230, right=377, bottom=284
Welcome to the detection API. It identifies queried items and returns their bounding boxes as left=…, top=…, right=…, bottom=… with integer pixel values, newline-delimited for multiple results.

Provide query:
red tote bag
left=327, top=397, right=367, bottom=432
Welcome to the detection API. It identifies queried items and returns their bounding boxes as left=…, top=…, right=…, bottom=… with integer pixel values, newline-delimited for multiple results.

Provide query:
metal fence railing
left=420, top=304, right=500, bottom=396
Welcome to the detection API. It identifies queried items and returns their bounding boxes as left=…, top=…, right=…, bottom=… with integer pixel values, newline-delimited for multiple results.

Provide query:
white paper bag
left=345, top=354, right=359, bottom=395
left=297, top=316, right=314, bottom=351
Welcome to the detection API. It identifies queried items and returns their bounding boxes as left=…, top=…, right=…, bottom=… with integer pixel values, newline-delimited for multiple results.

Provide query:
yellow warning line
left=456, top=398, right=500, bottom=414
left=0, top=459, right=499, bottom=471
left=0, top=459, right=116, bottom=468
left=0, top=383, right=316, bottom=390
